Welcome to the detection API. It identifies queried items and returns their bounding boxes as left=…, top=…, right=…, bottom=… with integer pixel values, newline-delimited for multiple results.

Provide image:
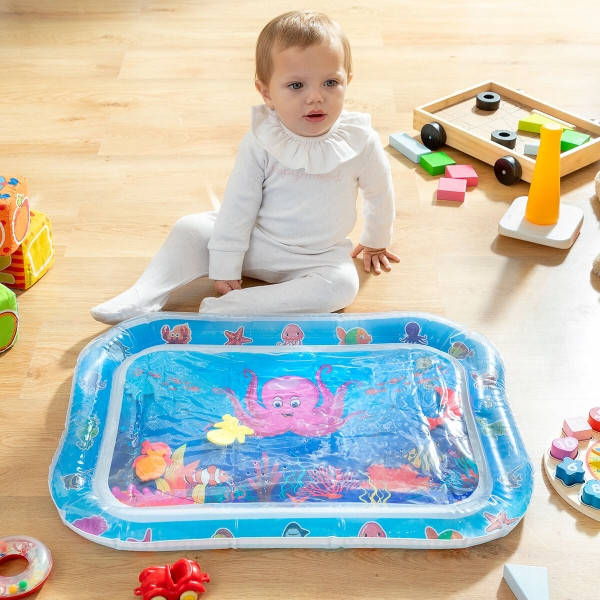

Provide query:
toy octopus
left=215, top=365, right=360, bottom=437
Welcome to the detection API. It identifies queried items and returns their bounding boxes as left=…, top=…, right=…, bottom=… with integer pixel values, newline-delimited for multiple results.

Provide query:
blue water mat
left=49, top=312, right=533, bottom=550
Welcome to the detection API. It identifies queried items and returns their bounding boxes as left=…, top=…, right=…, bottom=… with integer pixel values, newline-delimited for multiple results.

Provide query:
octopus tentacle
left=213, top=384, right=270, bottom=432
left=242, top=369, right=266, bottom=417
left=316, top=364, right=333, bottom=404
left=213, top=386, right=247, bottom=423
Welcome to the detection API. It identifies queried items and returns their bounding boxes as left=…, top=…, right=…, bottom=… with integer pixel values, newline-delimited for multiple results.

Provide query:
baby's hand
left=214, top=279, right=243, bottom=295
left=352, top=244, right=400, bottom=274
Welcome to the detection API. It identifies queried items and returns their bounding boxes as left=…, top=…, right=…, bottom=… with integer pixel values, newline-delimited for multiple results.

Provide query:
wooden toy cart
left=413, top=80, right=600, bottom=184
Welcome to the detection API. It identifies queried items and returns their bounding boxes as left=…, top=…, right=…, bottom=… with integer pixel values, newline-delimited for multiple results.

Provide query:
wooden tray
left=413, top=81, right=600, bottom=183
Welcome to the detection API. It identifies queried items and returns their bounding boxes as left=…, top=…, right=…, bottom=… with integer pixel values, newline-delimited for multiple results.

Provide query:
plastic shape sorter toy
left=0, top=176, right=30, bottom=256
left=0, top=283, right=18, bottom=353
left=0, top=209, right=55, bottom=289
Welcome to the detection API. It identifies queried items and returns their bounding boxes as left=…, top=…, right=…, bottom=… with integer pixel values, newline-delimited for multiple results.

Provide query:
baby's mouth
left=305, top=112, right=326, bottom=123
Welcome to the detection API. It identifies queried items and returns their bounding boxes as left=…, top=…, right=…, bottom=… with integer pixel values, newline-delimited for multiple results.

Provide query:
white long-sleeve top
left=208, top=105, right=396, bottom=281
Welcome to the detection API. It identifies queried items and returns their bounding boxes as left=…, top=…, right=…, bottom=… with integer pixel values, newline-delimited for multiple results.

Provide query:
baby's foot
left=90, top=289, right=160, bottom=324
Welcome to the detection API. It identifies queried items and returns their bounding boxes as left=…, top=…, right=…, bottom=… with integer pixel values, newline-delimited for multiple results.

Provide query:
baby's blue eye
left=289, top=82, right=303, bottom=90
left=324, top=80, right=338, bottom=87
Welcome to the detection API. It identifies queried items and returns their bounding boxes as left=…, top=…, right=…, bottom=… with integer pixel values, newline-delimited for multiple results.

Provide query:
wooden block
left=0, top=175, right=30, bottom=256
left=503, top=564, right=549, bottom=600
left=523, top=141, right=540, bottom=156
left=531, top=109, right=575, bottom=129
left=562, top=416, right=593, bottom=440
left=555, top=457, right=585, bottom=486
left=588, top=407, right=600, bottom=432
left=389, top=132, right=430, bottom=163
left=0, top=283, right=19, bottom=353
left=420, top=151, right=455, bottom=175
left=582, top=480, right=600, bottom=509
left=549, top=436, right=578, bottom=460
left=436, top=177, right=466, bottom=202
left=560, top=129, right=590, bottom=151
left=444, top=164, right=478, bottom=186
left=518, top=112, right=572, bottom=134
left=1, top=209, right=55, bottom=289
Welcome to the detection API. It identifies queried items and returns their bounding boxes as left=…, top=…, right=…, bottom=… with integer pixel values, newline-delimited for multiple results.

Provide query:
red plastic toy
left=134, top=558, right=210, bottom=600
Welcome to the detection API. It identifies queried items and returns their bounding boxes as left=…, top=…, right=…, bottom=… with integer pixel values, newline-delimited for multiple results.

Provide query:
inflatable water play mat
left=50, top=312, right=533, bottom=550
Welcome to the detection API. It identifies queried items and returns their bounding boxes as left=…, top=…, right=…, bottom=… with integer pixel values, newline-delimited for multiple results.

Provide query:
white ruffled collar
left=251, top=105, right=372, bottom=175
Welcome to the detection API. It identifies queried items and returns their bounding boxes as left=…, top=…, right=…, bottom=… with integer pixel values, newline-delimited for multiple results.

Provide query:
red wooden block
left=445, top=164, right=479, bottom=187
left=437, top=177, right=467, bottom=202
left=588, top=407, right=600, bottom=432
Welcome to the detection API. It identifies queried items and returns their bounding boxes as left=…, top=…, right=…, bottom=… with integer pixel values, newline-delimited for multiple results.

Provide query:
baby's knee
left=172, top=212, right=216, bottom=241
left=314, top=268, right=359, bottom=311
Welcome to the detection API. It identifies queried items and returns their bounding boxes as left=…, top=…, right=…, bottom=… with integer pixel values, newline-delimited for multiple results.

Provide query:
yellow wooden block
left=0, top=209, right=55, bottom=289
left=518, top=112, right=573, bottom=134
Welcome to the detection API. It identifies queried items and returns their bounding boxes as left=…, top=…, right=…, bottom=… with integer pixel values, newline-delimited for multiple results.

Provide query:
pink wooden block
left=445, top=164, right=479, bottom=187
left=436, top=177, right=466, bottom=202
left=563, top=416, right=593, bottom=440
left=550, top=436, right=579, bottom=460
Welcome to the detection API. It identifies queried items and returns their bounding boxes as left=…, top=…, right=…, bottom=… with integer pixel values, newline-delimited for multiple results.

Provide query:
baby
left=91, top=10, right=398, bottom=324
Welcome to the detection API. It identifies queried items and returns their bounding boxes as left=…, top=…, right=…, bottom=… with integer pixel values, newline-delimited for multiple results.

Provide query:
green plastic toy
left=0, top=283, right=19, bottom=352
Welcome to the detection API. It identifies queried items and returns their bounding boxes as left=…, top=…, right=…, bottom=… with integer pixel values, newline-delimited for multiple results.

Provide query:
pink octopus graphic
left=215, top=365, right=359, bottom=437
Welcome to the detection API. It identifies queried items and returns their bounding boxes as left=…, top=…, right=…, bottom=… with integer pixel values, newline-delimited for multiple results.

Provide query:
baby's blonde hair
left=255, top=10, right=353, bottom=84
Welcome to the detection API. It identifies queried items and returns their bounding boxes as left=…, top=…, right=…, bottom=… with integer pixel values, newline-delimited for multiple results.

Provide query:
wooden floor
left=1, top=1, right=600, bottom=598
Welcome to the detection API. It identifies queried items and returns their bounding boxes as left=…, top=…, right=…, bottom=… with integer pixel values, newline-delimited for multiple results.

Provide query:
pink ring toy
left=0, top=536, right=52, bottom=599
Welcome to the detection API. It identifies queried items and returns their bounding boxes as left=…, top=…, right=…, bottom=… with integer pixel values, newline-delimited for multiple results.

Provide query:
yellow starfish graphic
left=207, top=414, right=254, bottom=446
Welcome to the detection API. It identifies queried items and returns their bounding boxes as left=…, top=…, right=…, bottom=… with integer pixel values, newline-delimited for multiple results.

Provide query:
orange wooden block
left=0, top=176, right=31, bottom=256
left=0, top=209, right=55, bottom=289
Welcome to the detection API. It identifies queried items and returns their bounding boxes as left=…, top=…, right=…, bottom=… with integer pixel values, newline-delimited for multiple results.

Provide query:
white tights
left=91, top=213, right=360, bottom=324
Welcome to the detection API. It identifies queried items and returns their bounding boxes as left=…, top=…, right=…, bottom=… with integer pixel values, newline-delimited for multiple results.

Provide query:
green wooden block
left=420, top=151, right=455, bottom=175
left=560, top=129, right=590, bottom=151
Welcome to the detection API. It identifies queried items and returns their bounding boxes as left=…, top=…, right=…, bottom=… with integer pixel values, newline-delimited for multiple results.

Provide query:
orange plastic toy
left=524, top=123, right=562, bottom=225
left=0, top=210, right=55, bottom=289
left=0, top=176, right=30, bottom=256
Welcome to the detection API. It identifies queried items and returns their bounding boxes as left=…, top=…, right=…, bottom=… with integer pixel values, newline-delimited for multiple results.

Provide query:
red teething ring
left=0, top=536, right=52, bottom=599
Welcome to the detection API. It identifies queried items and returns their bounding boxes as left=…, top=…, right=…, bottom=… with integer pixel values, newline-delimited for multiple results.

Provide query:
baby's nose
left=306, top=87, right=324, bottom=103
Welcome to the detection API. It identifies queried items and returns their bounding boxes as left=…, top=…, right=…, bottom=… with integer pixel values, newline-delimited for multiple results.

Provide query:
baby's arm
left=355, top=131, right=398, bottom=274
left=352, top=244, right=400, bottom=273
left=208, top=133, right=265, bottom=288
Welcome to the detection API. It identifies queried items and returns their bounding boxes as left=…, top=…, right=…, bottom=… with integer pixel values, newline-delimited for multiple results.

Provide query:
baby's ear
left=255, top=80, right=274, bottom=108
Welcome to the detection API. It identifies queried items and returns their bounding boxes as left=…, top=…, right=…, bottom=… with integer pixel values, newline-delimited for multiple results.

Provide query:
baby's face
left=256, top=38, right=350, bottom=137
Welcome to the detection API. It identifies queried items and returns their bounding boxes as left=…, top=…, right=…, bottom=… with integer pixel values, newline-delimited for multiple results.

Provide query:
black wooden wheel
left=420, top=122, right=447, bottom=150
left=494, top=156, right=522, bottom=185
